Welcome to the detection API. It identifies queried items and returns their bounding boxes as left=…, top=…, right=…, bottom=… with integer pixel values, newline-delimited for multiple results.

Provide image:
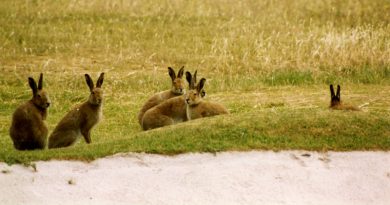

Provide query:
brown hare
left=137, top=66, right=186, bottom=126
left=141, top=70, right=205, bottom=130
left=9, top=73, right=51, bottom=150
left=329, top=84, right=360, bottom=111
left=185, top=78, right=229, bottom=120
left=48, top=73, right=105, bottom=148
left=185, top=70, right=206, bottom=98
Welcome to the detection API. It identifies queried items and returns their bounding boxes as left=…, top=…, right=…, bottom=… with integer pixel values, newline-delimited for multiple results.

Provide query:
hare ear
left=85, top=74, right=94, bottom=91
left=330, top=84, right=335, bottom=98
left=185, top=71, right=193, bottom=89
left=168, top=67, right=176, bottom=81
left=193, top=70, right=198, bottom=84
left=96, top=72, right=105, bottom=88
left=197, top=78, right=206, bottom=92
left=28, top=77, right=38, bottom=96
left=336, top=85, right=341, bottom=98
left=177, top=66, right=184, bottom=78
left=38, top=73, right=43, bottom=90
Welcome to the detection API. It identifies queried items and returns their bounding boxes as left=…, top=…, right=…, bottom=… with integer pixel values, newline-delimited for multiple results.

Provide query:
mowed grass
left=0, top=0, right=389, bottom=164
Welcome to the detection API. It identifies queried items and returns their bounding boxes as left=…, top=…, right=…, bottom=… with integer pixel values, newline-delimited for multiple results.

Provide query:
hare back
left=12, top=133, right=47, bottom=150
left=143, top=90, right=180, bottom=110
left=53, top=102, right=102, bottom=134
left=142, top=114, right=175, bottom=130
left=151, top=96, right=187, bottom=117
left=48, top=102, right=101, bottom=148
left=141, top=96, right=187, bottom=130
left=138, top=90, right=177, bottom=125
left=48, top=129, right=80, bottom=148
left=188, top=101, right=229, bottom=120
left=10, top=102, right=48, bottom=150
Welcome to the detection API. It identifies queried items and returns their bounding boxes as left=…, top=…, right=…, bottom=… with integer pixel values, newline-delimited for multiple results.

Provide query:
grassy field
left=0, top=0, right=389, bottom=164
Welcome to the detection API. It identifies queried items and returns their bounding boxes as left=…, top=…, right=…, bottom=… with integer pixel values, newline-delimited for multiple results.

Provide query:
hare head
left=185, top=70, right=206, bottom=97
left=185, top=78, right=206, bottom=106
left=168, top=66, right=185, bottom=95
left=29, top=73, right=51, bottom=109
left=330, top=84, right=341, bottom=107
left=85, top=73, right=105, bottom=106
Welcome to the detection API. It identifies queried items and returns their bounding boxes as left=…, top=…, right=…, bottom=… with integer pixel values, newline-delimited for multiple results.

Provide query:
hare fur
left=185, top=78, right=229, bottom=120
left=48, top=73, right=105, bottom=148
left=137, top=66, right=186, bottom=125
left=141, top=95, right=188, bottom=130
left=9, top=73, right=51, bottom=150
left=141, top=70, right=206, bottom=130
left=329, top=84, right=360, bottom=111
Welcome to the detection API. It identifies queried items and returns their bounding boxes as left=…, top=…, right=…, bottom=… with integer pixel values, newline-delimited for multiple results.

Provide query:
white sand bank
left=0, top=151, right=389, bottom=205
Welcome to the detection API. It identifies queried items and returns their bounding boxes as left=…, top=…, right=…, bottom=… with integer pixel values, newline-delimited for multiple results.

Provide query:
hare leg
left=49, top=130, right=78, bottom=148
left=81, top=129, right=92, bottom=144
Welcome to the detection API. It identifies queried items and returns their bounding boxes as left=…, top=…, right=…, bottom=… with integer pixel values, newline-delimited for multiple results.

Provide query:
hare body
left=49, top=102, right=102, bottom=148
left=49, top=73, right=104, bottom=149
left=138, top=90, right=182, bottom=125
left=329, top=84, right=360, bottom=111
left=9, top=73, right=51, bottom=150
left=141, top=70, right=206, bottom=130
left=141, top=96, right=187, bottom=130
left=10, top=100, right=49, bottom=150
left=138, top=66, right=186, bottom=125
left=186, top=100, right=230, bottom=120
left=185, top=78, right=229, bottom=120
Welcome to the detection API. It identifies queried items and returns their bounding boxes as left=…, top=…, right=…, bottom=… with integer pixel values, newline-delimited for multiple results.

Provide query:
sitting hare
left=10, top=73, right=51, bottom=150
left=141, top=70, right=205, bottom=130
left=137, top=66, right=186, bottom=125
left=185, top=78, right=229, bottom=120
left=49, top=73, right=105, bottom=148
left=329, top=84, right=360, bottom=111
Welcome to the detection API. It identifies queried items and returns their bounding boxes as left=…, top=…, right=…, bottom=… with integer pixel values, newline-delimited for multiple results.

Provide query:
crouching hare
left=137, top=66, right=186, bottom=126
left=185, top=78, right=229, bottom=120
left=141, top=70, right=203, bottom=130
left=329, top=84, right=360, bottom=111
left=10, top=73, right=51, bottom=150
left=49, top=73, right=105, bottom=148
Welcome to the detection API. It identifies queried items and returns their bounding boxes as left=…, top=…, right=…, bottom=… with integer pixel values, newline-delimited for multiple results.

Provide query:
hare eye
left=37, top=94, right=41, bottom=98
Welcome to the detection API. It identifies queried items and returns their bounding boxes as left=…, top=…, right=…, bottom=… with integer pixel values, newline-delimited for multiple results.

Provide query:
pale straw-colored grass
left=0, top=0, right=389, bottom=162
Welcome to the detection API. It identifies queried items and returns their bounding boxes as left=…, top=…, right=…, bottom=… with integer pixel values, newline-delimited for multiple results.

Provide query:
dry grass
left=1, top=0, right=389, bottom=85
left=0, top=0, right=389, bottom=163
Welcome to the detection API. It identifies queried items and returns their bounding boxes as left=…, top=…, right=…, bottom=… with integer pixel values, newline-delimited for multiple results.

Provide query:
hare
left=185, top=70, right=206, bottom=98
left=185, top=78, right=229, bottom=120
left=141, top=70, right=204, bottom=130
left=137, top=66, right=186, bottom=125
left=9, top=73, right=51, bottom=150
left=329, top=84, right=360, bottom=111
left=48, top=73, right=105, bottom=148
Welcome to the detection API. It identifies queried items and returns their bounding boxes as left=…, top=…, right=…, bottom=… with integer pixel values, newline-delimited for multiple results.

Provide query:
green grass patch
left=1, top=108, right=389, bottom=164
left=0, top=0, right=390, bottom=163
left=264, top=70, right=314, bottom=86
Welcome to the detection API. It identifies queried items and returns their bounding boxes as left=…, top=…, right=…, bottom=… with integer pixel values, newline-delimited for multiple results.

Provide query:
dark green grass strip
left=1, top=109, right=389, bottom=165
